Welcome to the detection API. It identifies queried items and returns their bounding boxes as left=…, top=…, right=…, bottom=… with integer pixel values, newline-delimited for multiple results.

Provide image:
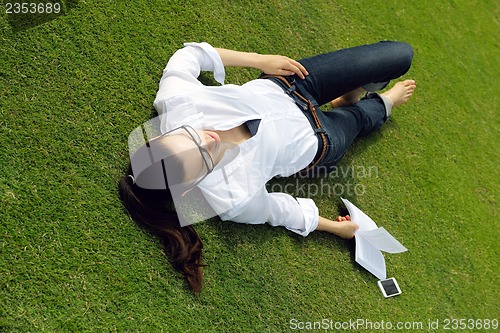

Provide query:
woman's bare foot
left=381, top=80, right=416, bottom=108
left=330, top=88, right=366, bottom=108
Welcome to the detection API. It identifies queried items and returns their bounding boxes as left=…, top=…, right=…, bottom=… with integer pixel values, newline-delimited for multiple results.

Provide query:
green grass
left=1, top=0, right=498, bottom=331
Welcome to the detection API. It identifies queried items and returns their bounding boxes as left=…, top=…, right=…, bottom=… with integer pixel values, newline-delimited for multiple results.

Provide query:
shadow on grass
left=6, top=0, right=79, bottom=32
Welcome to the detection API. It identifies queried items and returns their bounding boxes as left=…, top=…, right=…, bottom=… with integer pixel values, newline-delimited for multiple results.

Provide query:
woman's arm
left=215, top=48, right=309, bottom=79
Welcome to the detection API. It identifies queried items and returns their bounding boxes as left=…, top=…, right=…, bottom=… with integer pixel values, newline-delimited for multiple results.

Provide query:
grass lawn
left=1, top=0, right=498, bottom=331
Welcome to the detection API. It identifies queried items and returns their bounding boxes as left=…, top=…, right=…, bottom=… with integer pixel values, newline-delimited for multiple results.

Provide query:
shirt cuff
left=183, top=42, right=226, bottom=85
left=287, top=198, right=319, bottom=237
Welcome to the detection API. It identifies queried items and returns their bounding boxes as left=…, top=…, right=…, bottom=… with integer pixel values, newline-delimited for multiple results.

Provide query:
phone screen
left=381, top=279, right=399, bottom=295
left=378, top=278, right=401, bottom=297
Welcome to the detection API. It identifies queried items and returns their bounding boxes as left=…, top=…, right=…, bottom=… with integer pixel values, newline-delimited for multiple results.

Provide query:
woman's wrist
left=216, top=48, right=262, bottom=70
left=250, top=53, right=265, bottom=71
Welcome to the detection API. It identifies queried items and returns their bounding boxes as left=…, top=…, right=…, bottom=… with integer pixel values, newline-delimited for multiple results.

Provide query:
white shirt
left=153, top=42, right=319, bottom=236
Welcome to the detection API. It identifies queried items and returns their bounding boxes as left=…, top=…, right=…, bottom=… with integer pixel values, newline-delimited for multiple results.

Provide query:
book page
left=357, top=227, right=408, bottom=254
left=355, top=234, right=387, bottom=280
left=341, top=198, right=378, bottom=232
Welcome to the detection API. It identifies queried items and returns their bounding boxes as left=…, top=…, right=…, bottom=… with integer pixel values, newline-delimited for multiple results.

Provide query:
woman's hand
left=317, top=216, right=358, bottom=239
left=335, top=215, right=351, bottom=222
left=257, top=54, right=309, bottom=80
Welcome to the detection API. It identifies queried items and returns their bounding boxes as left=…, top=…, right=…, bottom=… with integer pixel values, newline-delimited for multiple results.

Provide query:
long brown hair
left=118, top=165, right=205, bottom=293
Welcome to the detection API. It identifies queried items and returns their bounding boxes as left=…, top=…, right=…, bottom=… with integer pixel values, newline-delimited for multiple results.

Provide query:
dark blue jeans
left=265, top=41, right=414, bottom=175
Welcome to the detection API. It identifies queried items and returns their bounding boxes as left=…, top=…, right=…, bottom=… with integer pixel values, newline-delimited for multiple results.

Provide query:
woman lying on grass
left=119, top=41, right=415, bottom=292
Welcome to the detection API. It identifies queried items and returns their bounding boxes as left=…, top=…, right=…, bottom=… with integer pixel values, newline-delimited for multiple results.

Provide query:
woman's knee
left=391, top=41, right=414, bottom=70
left=379, top=40, right=414, bottom=74
left=380, top=40, right=413, bottom=57
left=398, top=42, right=414, bottom=67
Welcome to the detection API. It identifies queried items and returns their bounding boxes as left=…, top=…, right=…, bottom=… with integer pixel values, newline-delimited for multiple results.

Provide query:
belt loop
left=285, top=84, right=296, bottom=95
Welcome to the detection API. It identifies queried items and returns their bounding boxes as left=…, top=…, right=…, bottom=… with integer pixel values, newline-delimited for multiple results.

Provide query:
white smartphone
left=377, top=278, right=402, bottom=298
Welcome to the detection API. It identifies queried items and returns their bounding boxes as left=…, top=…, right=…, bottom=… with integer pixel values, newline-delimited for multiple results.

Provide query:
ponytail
left=118, top=166, right=204, bottom=293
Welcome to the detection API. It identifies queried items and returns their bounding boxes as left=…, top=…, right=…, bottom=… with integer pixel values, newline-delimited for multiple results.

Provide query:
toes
left=402, top=80, right=416, bottom=89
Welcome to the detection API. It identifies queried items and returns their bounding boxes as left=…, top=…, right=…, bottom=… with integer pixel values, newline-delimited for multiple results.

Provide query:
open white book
left=341, top=198, right=408, bottom=280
